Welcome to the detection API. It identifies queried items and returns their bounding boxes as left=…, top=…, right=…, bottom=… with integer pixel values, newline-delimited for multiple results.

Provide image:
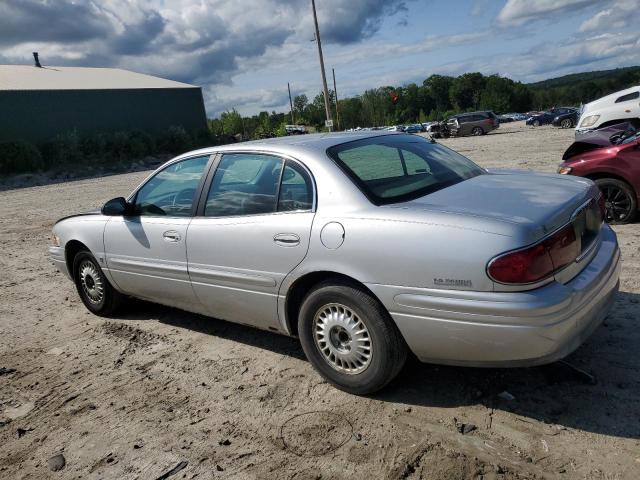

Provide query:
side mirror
left=102, top=197, right=130, bottom=216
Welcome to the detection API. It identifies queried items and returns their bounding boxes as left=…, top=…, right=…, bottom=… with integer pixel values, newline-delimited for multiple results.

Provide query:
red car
left=558, top=124, right=640, bottom=224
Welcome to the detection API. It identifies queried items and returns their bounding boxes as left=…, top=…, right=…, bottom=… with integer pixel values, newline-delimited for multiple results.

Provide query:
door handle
left=163, top=230, right=182, bottom=242
left=273, top=233, right=300, bottom=246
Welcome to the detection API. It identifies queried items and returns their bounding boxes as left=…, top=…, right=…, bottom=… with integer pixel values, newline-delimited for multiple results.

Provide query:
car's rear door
left=103, top=155, right=212, bottom=311
left=186, top=152, right=315, bottom=331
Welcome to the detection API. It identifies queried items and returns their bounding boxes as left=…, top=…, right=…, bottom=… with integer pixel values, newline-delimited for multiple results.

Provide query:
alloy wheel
left=313, top=303, right=372, bottom=375
left=602, top=184, right=633, bottom=222
left=79, top=260, right=104, bottom=304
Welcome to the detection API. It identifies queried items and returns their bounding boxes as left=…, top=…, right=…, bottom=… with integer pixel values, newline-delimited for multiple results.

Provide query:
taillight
left=546, top=224, right=579, bottom=271
left=488, top=243, right=553, bottom=284
left=488, top=224, right=579, bottom=284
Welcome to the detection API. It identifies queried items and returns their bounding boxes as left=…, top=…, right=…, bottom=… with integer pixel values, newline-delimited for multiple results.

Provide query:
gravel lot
left=1, top=121, right=639, bottom=479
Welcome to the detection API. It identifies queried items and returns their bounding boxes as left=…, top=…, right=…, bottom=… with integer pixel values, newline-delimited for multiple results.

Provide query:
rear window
left=327, top=135, right=485, bottom=205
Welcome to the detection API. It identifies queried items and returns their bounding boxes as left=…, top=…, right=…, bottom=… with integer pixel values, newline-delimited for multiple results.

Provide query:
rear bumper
left=367, top=225, right=620, bottom=367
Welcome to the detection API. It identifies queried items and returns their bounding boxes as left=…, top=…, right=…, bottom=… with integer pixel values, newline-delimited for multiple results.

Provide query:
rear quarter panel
left=288, top=210, right=518, bottom=293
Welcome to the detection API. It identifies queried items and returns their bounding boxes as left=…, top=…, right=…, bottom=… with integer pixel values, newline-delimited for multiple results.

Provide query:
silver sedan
left=50, top=132, right=620, bottom=394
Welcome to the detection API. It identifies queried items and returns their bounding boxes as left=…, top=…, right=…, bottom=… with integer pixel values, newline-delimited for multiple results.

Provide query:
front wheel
left=595, top=178, right=636, bottom=224
left=471, top=126, right=484, bottom=136
left=73, top=251, right=124, bottom=316
left=298, top=281, right=408, bottom=395
left=532, top=120, right=540, bottom=127
left=560, top=118, right=573, bottom=128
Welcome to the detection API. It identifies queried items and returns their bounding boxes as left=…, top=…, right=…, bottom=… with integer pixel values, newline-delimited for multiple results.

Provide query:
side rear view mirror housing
left=102, top=197, right=131, bottom=216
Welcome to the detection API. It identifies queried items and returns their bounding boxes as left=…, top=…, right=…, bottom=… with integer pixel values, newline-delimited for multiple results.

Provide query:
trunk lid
left=386, top=170, right=600, bottom=244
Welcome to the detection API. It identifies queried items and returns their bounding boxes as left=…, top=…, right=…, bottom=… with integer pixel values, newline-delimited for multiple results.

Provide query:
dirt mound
left=280, top=411, right=353, bottom=457
left=395, top=443, right=543, bottom=480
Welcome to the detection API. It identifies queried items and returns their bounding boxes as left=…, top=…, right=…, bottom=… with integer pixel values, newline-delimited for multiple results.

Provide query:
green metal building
left=0, top=64, right=207, bottom=143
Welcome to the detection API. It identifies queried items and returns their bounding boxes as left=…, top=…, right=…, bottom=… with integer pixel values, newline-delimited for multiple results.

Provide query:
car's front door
left=104, top=155, right=211, bottom=311
left=187, top=153, right=315, bottom=331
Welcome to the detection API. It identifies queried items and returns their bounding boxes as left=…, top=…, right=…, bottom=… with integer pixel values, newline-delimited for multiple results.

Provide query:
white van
left=576, top=85, right=640, bottom=133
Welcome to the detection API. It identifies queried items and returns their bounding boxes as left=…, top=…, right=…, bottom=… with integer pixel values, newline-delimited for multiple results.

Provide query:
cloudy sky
left=1, top=0, right=639, bottom=117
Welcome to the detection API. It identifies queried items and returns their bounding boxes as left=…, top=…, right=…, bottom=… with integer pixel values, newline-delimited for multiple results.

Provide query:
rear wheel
left=298, top=280, right=407, bottom=395
left=471, top=126, right=484, bottom=136
left=73, top=251, right=124, bottom=316
left=595, top=178, right=636, bottom=224
left=560, top=118, right=573, bottom=128
left=532, top=120, right=540, bottom=127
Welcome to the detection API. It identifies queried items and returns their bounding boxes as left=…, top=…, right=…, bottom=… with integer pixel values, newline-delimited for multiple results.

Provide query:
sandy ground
left=0, top=121, right=639, bottom=479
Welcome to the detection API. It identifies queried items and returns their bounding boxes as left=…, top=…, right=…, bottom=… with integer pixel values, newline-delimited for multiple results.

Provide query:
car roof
left=455, top=111, right=492, bottom=117
left=175, top=130, right=406, bottom=160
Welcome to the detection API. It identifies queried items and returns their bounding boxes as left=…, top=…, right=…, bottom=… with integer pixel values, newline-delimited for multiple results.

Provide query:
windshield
left=327, top=135, right=485, bottom=205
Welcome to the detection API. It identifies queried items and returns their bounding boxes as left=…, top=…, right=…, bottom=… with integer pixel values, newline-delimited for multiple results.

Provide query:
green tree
left=450, top=72, right=486, bottom=111
left=423, top=74, right=454, bottom=115
left=220, top=109, right=244, bottom=137
left=293, top=94, right=308, bottom=123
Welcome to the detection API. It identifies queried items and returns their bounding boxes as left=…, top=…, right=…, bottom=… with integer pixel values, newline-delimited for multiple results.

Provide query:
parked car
left=425, top=122, right=448, bottom=137
left=527, top=107, right=577, bottom=126
left=446, top=111, right=499, bottom=136
left=552, top=109, right=580, bottom=128
left=403, top=124, right=424, bottom=134
left=577, top=85, right=640, bottom=134
left=511, top=113, right=529, bottom=121
left=285, top=125, right=307, bottom=135
left=50, top=132, right=620, bottom=394
left=559, top=123, right=639, bottom=223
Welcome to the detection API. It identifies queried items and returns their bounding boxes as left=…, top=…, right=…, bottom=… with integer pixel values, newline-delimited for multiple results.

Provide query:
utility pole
left=332, top=68, right=340, bottom=131
left=287, top=82, right=295, bottom=125
left=311, top=0, right=332, bottom=131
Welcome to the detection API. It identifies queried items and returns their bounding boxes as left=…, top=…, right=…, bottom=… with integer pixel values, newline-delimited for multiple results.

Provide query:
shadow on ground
left=117, top=290, right=640, bottom=440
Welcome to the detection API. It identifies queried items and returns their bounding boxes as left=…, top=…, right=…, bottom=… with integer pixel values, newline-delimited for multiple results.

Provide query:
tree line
left=210, top=67, right=640, bottom=138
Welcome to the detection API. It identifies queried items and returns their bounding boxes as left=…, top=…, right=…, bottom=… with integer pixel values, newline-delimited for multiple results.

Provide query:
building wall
left=0, top=87, right=207, bottom=143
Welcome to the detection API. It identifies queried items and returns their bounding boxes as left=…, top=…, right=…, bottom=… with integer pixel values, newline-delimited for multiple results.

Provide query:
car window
left=133, top=156, right=209, bottom=216
left=338, top=144, right=404, bottom=180
left=402, top=150, right=431, bottom=175
left=277, top=161, right=314, bottom=212
left=204, top=153, right=283, bottom=217
left=615, top=91, right=639, bottom=103
left=328, top=135, right=484, bottom=204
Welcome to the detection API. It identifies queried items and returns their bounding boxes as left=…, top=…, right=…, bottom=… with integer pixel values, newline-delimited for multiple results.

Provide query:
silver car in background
left=50, top=132, right=620, bottom=394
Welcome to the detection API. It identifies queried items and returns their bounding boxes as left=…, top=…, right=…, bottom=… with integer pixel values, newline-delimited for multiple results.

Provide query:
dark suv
left=446, top=111, right=499, bottom=136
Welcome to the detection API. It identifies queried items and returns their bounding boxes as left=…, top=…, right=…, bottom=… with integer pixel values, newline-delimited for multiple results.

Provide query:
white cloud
left=579, top=0, right=639, bottom=32
left=434, top=32, right=640, bottom=83
left=497, top=0, right=603, bottom=26
left=0, top=0, right=415, bottom=86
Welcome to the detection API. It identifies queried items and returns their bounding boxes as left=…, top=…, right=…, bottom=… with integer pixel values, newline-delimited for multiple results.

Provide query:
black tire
left=561, top=118, right=573, bottom=128
left=298, top=280, right=408, bottom=395
left=533, top=120, right=540, bottom=127
left=595, top=178, right=637, bottom=224
left=73, top=251, right=124, bottom=316
left=471, top=126, right=484, bottom=136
